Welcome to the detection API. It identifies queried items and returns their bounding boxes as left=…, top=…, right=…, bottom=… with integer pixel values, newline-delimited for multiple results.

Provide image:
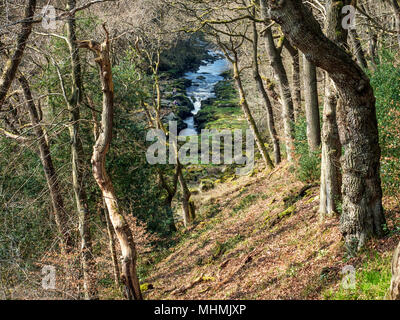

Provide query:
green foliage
left=110, top=65, right=175, bottom=238
left=294, top=116, right=321, bottom=183
left=0, top=138, right=54, bottom=264
left=159, top=33, right=210, bottom=78
left=369, top=50, right=400, bottom=196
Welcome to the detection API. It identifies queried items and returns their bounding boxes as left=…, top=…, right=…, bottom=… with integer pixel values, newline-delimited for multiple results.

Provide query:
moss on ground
left=194, top=76, right=246, bottom=131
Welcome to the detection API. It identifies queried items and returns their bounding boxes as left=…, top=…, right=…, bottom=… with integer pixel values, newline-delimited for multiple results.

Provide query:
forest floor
left=140, top=160, right=400, bottom=300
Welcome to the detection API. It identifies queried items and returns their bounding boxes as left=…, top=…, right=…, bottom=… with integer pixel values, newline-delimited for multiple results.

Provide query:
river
left=178, top=51, right=230, bottom=137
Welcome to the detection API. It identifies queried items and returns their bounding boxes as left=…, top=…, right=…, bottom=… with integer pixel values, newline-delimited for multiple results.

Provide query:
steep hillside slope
left=140, top=161, right=400, bottom=300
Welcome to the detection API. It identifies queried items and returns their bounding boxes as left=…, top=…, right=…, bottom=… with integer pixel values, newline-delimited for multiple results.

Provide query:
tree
left=302, top=54, right=321, bottom=151
left=319, top=0, right=347, bottom=218
left=389, top=0, right=400, bottom=47
left=251, top=15, right=281, bottom=165
left=77, top=27, right=142, bottom=300
left=18, top=75, right=73, bottom=251
left=283, top=40, right=302, bottom=122
left=215, top=31, right=274, bottom=170
left=65, top=0, right=98, bottom=299
left=390, top=242, right=400, bottom=299
left=267, top=0, right=386, bottom=250
left=260, top=1, right=295, bottom=162
left=0, top=0, right=36, bottom=108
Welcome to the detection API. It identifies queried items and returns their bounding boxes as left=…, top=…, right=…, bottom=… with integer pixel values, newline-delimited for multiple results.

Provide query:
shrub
left=293, top=117, right=321, bottom=183
left=369, top=50, right=400, bottom=197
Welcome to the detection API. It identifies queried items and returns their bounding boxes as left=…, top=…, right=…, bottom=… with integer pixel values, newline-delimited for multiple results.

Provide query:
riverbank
left=194, top=70, right=247, bottom=131
left=157, top=44, right=246, bottom=135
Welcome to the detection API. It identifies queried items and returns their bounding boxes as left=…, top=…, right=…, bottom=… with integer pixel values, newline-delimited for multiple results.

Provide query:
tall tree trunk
left=157, top=168, right=178, bottom=232
left=77, top=30, right=142, bottom=300
left=290, top=50, right=302, bottom=123
left=267, top=0, right=386, bottom=250
left=319, top=0, right=347, bottom=218
left=390, top=241, right=400, bottom=299
left=262, top=28, right=295, bottom=162
left=349, top=29, right=368, bottom=70
left=390, top=0, right=400, bottom=48
left=66, top=0, right=97, bottom=300
left=0, top=0, right=36, bottom=108
left=302, top=54, right=321, bottom=151
left=252, top=18, right=281, bottom=165
left=152, top=76, right=194, bottom=229
left=232, top=58, right=274, bottom=170
left=177, top=163, right=194, bottom=227
left=142, top=84, right=186, bottom=231
left=367, top=29, right=378, bottom=71
left=319, top=79, right=342, bottom=218
left=103, top=201, right=121, bottom=288
left=283, top=40, right=302, bottom=122
left=358, top=2, right=378, bottom=70
left=18, top=75, right=73, bottom=250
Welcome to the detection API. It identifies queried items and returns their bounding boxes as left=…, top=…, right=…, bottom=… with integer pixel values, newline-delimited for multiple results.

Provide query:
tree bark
left=77, top=31, right=142, bottom=300
left=349, top=29, right=368, bottom=70
left=319, top=0, right=347, bottom=218
left=252, top=18, right=281, bottom=165
left=103, top=201, right=121, bottom=288
left=233, top=58, right=274, bottom=170
left=152, top=76, right=194, bottom=229
left=284, top=41, right=302, bottom=122
left=158, top=168, right=178, bottom=232
left=302, top=53, right=321, bottom=151
left=0, top=0, right=36, bottom=109
left=390, top=0, right=400, bottom=48
left=263, top=28, right=295, bottom=162
left=366, top=27, right=378, bottom=71
left=267, top=0, right=386, bottom=250
left=66, top=0, right=97, bottom=300
left=389, top=241, right=400, bottom=299
left=319, top=79, right=342, bottom=218
left=18, top=75, right=73, bottom=250
left=177, top=163, right=195, bottom=227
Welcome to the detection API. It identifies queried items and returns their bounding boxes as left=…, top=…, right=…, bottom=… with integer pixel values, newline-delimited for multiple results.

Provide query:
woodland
left=1, top=0, right=400, bottom=300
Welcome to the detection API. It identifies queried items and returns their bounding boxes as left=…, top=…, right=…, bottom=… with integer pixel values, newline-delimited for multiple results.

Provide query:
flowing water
left=178, top=51, right=230, bottom=136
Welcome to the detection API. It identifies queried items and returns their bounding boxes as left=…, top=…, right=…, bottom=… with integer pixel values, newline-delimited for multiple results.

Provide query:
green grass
left=231, top=194, right=259, bottom=215
left=210, top=234, right=244, bottom=261
left=322, top=252, right=392, bottom=300
left=195, top=76, right=247, bottom=131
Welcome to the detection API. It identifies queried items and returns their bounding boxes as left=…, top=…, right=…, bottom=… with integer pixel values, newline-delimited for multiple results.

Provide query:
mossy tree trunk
left=66, top=0, right=97, bottom=300
left=319, top=0, right=347, bottom=218
left=260, top=1, right=295, bottom=162
left=283, top=40, right=302, bottom=122
left=349, top=29, right=368, bottom=70
left=0, top=0, right=36, bottom=108
left=252, top=17, right=281, bottom=165
left=267, top=0, right=386, bottom=250
left=302, top=53, right=321, bottom=151
left=262, top=28, right=295, bottom=162
left=158, top=168, right=178, bottom=232
left=390, top=0, right=400, bottom=48
left=18, top=75, right=73, bottom=251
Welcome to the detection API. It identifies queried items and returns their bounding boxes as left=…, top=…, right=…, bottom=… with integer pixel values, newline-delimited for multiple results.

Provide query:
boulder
left=176, top=105, right=193, bottom=119
left=164, top=112, right=178, bottom=122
